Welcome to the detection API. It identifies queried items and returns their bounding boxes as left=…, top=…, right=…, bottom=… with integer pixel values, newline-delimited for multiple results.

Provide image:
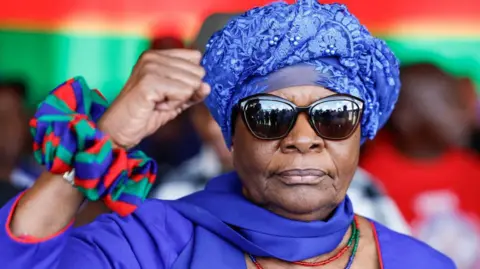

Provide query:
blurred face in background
left=0, top=87, right=26, bottom=165
left=391, top=64, right=471, bottom=148
left=190, top=104, right=233, bottom=170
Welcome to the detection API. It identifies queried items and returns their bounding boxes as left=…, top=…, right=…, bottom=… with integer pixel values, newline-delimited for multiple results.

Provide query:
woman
left=189, top=10, right=411, bottom=235
left=0, top=1, right=453, bottom=268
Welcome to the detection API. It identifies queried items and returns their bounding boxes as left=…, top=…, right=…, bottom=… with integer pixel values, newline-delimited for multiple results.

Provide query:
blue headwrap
left=202, top=0, right=401, bottom=147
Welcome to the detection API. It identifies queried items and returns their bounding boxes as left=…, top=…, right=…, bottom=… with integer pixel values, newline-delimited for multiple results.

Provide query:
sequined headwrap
left=201, top=0, right=401, bottom=146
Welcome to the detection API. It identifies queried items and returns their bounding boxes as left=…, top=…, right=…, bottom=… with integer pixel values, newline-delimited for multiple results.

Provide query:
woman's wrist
left=10, top=172, right=83, bottom=239
left=97, top=115, right=133, bottom=150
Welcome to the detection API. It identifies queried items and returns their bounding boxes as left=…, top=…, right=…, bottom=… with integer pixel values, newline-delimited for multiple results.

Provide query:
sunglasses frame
left=237, top=93, right=365, bottom=141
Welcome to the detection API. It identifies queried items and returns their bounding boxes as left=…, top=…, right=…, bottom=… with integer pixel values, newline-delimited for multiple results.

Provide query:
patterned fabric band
left=30, top=77, right=157, bottom=216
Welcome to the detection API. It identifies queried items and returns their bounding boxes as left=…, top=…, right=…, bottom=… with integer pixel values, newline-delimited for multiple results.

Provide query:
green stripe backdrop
left=0, top=29, right=478, bottom=108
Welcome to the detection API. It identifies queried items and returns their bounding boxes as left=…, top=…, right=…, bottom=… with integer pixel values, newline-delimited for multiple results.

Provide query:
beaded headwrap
left=202, top=0, right=401, bottom=146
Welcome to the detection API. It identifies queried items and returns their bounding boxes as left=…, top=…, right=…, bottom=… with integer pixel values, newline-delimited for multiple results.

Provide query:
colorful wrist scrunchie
left=30, top=77, right=157, bottom=216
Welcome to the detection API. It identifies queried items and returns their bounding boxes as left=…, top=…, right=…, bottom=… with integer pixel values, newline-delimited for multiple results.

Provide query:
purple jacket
left=0, top=173, right=455, bottom=269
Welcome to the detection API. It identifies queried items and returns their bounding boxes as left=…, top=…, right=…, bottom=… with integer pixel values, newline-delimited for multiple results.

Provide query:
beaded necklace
left=248, top=216, right=360, bottom=269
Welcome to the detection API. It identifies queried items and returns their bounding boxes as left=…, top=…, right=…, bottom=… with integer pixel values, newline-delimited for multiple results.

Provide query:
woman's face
left=231, top=85, right=361, bottom=221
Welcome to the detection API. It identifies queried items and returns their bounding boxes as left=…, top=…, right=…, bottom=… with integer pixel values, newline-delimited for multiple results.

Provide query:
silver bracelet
left=63, top=169, right=75, bottom=185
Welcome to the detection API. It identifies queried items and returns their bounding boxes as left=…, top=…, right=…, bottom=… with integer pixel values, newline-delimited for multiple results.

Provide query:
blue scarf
left=168, top=172, right=354, bottom=268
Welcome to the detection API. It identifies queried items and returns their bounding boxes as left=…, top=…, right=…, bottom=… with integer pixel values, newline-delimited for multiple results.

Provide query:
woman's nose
left=280, top=113, right=324, bottom=154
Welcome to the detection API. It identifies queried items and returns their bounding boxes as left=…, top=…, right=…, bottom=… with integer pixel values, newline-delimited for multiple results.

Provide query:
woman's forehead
left=269, top=86, right=337, bottom=106
left=250, top=64, right=338, bottom=105
left=263, top=65, right=318, bottom=89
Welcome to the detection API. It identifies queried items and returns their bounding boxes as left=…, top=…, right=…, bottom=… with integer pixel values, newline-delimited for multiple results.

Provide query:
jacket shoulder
left=373, top=221, right=456, bottom=269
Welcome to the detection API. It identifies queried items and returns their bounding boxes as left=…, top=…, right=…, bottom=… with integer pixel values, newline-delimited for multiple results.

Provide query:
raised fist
left=99, top=49, right=210, bottom=148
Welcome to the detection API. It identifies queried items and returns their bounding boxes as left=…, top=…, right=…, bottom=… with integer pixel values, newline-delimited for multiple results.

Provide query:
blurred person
left=0, top=79, right=39, bottom=205
left=191, top=104, right=233, bottom=171
left=348, top=169, right=410, bottom=235
left=361, top=63, right=480, bottom=268
left=151, top=103, right=233, bottom=199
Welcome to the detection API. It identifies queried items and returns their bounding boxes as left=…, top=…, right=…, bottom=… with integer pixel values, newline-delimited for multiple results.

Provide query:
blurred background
left=0, top=0, right=479, bottom=268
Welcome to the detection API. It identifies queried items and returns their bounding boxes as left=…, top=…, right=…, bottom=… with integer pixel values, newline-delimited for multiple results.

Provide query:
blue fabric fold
left=168, top=172, right=354, bottom=268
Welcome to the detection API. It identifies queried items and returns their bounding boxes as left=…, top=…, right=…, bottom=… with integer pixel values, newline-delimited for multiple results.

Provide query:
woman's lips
left=275, top=169, right=327, bottom=185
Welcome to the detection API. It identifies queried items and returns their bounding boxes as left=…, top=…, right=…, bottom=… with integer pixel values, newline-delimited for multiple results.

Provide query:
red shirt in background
left=360, top=131, right=480, bottom=269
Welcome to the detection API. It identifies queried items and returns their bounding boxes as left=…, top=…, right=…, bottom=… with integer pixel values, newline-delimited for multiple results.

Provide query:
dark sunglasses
left=236, top=93, right=364, bottom=141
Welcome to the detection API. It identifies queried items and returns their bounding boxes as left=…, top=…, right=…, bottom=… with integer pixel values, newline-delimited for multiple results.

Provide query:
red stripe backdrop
left=1, top=0, right=479, bottom=38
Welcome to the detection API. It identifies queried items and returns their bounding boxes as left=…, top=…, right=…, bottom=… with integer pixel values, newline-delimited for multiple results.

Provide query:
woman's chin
left=269, top=187, right=341, bottom=221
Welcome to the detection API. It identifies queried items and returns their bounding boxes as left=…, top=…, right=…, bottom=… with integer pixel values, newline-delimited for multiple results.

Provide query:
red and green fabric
left=30, top=77, right=157, bottom=216
left=0, top=0, right=479, bottom=108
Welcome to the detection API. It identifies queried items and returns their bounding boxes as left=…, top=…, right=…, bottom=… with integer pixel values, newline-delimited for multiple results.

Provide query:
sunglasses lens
left=243, top=99, right=296, bottom=139
left=311, top=100, right=362, bottom=139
